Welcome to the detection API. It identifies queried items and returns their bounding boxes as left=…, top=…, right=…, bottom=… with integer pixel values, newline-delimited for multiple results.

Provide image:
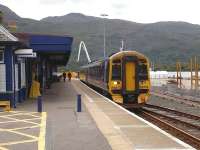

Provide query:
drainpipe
left=13, top=55, right=16, bottom=108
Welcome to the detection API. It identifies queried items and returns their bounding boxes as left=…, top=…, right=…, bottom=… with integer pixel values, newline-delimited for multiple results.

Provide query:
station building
left=0, top=25, right=73, bottom=108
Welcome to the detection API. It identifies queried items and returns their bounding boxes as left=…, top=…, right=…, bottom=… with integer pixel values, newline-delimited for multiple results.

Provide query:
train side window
left=101, top=63, right=104, bottom=81
left=106, top=61, right=109, bottom=82
left=112, top=60, right=121, bottom=80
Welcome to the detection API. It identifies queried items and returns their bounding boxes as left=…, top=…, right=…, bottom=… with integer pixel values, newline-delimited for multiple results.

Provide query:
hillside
left=1, top=4, right=200, bottom=70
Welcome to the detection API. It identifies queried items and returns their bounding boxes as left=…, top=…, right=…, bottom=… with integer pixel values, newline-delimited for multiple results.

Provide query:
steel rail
left=151, top=91, right=200, bottom=107
left=142, top=108, right=200, bottom=130
left=144, top=104, right=200, bottom=120
left=141, top=110, right=200, bottom=147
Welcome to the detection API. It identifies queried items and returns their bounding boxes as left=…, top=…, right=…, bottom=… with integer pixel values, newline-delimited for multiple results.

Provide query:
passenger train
left=79, top=51, right=150, bottom=107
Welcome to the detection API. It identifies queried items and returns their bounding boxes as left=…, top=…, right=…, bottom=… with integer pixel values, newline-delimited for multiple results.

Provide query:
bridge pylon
left=77, top=41, right=91, bottom=63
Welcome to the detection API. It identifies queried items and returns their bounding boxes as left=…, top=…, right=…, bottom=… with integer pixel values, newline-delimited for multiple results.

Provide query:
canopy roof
left=15, top=33, right=73, bottom=65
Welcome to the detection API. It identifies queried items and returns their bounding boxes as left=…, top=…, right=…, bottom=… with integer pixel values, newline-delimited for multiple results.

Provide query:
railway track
left=136, top=104, right=200, bottom=149
left=151, top=91, right=200, bottom=107
left=82, top=81, right=200, bottom=148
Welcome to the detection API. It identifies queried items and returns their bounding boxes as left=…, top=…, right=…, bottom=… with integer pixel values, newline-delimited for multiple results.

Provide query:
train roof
left=80, top=50, right=148, bottom=69
left=109, top=50, right=148, bottom=60
left=81, top=58, right=108, bottom=69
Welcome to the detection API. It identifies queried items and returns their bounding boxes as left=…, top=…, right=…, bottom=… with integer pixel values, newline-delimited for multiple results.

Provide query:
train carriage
left=79, top=50, right=150, bottom=107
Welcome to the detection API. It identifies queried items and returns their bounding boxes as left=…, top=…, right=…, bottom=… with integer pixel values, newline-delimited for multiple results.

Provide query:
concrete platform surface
left=15, top=81, right=112, bottom=150
left=72, top=80, right=196, bottom=150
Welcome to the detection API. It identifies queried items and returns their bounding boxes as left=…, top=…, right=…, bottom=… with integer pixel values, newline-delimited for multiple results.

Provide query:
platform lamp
left=100, top=14, right=108, bottom=59
left=100, top=14, right=108, bottom=83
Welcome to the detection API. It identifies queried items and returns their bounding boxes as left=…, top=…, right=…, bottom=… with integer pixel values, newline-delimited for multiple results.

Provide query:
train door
left=125, top=62, right=135, bottom=91
left=122, top=56, right=138, bottom=93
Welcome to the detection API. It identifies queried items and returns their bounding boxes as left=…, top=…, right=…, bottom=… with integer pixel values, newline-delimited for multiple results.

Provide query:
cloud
left=1, top=0, right=200, bottom=24
left=112, top=3, right=128, bottom=9
left=39, top=0, right=67, bottom=5
left=39, top=0, right=90, bottom=5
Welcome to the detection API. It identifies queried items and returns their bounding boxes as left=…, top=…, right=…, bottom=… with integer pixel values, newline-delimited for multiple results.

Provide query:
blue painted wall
left=4, top=46, right=13, bottom=92
left=2, top=45, right=14, bottom=107
left=0, top=46, right=26, bottom=107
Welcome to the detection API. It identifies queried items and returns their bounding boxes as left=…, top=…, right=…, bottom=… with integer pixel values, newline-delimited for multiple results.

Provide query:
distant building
left=150, top=71, right=168, bottom=79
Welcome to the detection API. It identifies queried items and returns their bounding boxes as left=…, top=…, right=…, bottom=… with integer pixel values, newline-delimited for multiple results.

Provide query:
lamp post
left=100, top=14, right=108, bottom=58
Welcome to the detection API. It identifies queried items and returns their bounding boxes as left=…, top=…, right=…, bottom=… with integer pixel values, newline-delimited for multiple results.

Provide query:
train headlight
left=112, top=81, right=121, bottom=89
left=139, top=80, right=149, bottom=88
left=139, top=80, right=145, bottom=84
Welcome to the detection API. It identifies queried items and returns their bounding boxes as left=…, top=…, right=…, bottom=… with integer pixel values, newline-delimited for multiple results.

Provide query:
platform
left=72, top=80, right=195, bottom=150
left=13, top=81, right=112, bottom=150
left=0, top=80, right=196, bottom=150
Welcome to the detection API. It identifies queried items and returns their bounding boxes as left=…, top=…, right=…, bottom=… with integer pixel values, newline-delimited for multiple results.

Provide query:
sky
left=0, top=0, right=200, bottom=24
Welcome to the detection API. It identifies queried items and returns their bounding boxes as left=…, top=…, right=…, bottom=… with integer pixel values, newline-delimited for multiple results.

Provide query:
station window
left=0, top=48, right=4, bottom=63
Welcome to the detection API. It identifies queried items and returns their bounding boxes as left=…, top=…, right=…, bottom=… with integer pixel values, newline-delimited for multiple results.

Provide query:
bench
left=0, top=101, right=10, bottom=111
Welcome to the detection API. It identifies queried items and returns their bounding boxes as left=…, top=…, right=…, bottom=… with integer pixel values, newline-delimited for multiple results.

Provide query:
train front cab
left=109, top=51, right=150, bottom=105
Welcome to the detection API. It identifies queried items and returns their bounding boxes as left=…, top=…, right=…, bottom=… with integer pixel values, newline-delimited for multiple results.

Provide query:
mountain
left=1, top=4, right=200, bottom=70
left=41, top=13, right=100, bottom=23
left=0, top=4, right=21, bottom=21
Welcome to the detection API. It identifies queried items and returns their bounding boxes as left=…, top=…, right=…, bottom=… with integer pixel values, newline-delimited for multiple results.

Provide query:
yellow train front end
left=108, top=51, right=150, bottom=106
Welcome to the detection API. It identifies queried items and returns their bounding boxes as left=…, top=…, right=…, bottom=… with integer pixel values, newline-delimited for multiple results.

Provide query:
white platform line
left=114, top=125, right=150, bottom=129
left=79, top=81, right=195, bottom=150
left=84, top=94, right=94, bottom=103
left=135, top=149, right=191, bottom=150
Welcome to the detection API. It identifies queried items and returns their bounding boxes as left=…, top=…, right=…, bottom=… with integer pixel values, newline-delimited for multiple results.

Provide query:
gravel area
left=152, top=84, right=200, bottom=99
left=148, top=85, right=200, bottom=116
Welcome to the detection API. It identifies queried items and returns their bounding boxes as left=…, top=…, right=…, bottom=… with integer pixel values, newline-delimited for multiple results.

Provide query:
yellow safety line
left=0, top=111, right=46, bottom=149
left=0, top=111, right=30, bottom=115
left=0, top=139, right=37, bottom=146
left=0, top=116, right=40, bottom=125
left=8, top=125, right=40, bottom=131
left=0, top=129, right=38, bottom=140
left=0, top=111, right=14, bottom=114
left=0, top=113, right=25, bottom=117
left=29, top=112, right=41, bottom=117
left=38, top=112, right=47, bottom=150
left=0, top=117, right=41, bottom=124
left=0, top=112, right=38, bottom=117
left=0, top=110, right=23, bottom=113
left=29, top=114, right=42, bottom=118
left=0, top=113, right=41, bottom=121
left=8, top=130, right=38, bottom=140
left=0, top=146, right=9, bottom=150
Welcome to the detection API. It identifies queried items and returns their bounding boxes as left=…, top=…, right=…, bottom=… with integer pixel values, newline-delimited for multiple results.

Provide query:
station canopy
left=15, top=33, right=73, bottom=65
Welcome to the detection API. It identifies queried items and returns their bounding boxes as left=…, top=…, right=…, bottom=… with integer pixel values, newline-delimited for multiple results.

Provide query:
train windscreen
left=138, top=64, right=148, bottom=80
left=112, top=64, right=121, bottom=80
